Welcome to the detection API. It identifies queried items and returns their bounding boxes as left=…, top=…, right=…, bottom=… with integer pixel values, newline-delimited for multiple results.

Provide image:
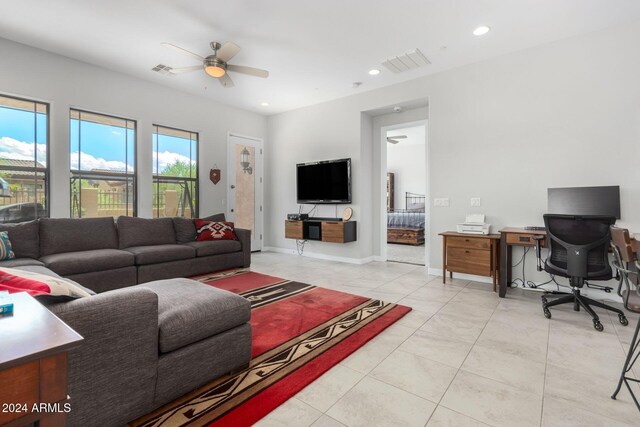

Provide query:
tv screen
left=297, top=158, right=351, bottom=204
left=547, top=185, right=620, bottom=219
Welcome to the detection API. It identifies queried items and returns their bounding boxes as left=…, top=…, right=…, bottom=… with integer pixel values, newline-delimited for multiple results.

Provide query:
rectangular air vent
left=382, top=48, right=430, bottom=73
left=152, top=64, right=174, bottom=76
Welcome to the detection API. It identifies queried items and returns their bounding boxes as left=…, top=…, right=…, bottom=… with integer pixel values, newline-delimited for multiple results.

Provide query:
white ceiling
left=1, top=1, right=640, bottom=115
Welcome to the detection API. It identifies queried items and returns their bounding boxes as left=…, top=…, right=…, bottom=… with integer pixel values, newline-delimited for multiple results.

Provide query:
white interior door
left=227, top=133, right=263, bottom=251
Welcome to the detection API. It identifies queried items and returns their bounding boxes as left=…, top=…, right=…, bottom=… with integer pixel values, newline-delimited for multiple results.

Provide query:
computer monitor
left=547, top=185, right=620, bottom=219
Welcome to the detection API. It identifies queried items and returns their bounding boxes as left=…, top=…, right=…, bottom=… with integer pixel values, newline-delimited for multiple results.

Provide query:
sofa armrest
left=235, top=228, right=252, bottom=267
left=46, top=287, right=159, bottom=426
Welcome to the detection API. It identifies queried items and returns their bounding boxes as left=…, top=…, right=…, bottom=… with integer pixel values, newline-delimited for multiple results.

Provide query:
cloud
left=70, top=151, right=133, bottom=172
left=0, top=137, right=192, bottom=174
left=153, top=150, right=195, bottom=171
left=0, top=136, right=47, bottom=162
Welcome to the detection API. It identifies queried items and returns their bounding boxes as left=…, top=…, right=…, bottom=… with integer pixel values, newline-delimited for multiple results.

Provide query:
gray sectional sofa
left=0, top=216, right=253, bottom=427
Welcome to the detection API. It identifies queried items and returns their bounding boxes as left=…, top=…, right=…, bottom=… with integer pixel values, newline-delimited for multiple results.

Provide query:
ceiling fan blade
left=161, top=43, right=204, bottom=61
left=386, top=138, right=399, bottom=144
left=218, top=73, right=235, bottom=88
left=388, top=135, right=407, bottom=139
left=169, top=65, right=202, bottom=74
left=227, top=64, right=269, bottom=78
left=216, top=42, right=241, bottom=62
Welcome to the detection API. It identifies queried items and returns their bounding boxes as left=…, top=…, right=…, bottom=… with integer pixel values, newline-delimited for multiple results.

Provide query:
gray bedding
left=387, top=211, right=426, bottom=229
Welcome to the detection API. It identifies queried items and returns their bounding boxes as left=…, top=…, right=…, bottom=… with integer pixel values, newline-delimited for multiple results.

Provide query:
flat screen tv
left=297, top=158, right=351, bottom=204
left=547, top=185, right=620, bottom=219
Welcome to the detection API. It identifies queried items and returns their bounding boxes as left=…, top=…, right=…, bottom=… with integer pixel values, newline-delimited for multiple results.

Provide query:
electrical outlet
left=433, top=198, right=450, bottom=207
left=470, top=197, right=481, bottom=207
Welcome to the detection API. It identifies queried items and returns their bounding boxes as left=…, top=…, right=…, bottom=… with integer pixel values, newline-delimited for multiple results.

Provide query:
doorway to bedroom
left=385, top=124, right=427, bottom=265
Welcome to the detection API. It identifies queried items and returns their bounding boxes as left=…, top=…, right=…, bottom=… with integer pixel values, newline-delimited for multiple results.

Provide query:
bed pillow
left=0, top=267, right=93, bottom=299
left=0, top=232, right=15, bottom=261
left=194, top=220, right=238, bottom=241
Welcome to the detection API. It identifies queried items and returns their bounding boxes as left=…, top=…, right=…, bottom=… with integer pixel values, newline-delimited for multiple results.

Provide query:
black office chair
left=535, top=214, right=628, bottom=331
left=610, top=226, right=640, bottom=411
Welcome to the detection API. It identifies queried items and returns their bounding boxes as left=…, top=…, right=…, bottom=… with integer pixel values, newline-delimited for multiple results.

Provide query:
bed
left=387, top=192, right=426, bottom=245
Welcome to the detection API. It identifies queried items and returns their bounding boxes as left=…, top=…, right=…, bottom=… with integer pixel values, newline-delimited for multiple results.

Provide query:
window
left=0, top=95, right=49, bottom=223
left=152, top=125, right=198, bottom=218
left=70, top=109, right=136, bottom=218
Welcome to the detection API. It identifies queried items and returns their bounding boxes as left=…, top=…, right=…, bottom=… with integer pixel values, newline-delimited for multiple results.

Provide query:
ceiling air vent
left=151, top=64, right=175, bottom=76
left=382, top=48, right=430, bottom=73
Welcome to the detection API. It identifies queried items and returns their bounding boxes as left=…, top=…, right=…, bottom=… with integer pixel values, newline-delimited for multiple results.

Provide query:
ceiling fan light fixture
left=204, top=57, right=227, bottom=78
left=205, top=65, right=226, bottom=78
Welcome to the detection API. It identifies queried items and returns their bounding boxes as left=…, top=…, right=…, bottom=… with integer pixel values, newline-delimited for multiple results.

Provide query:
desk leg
left=442, top=236, right=446, bottom=284
left=499, top=237, right=511, bottom=298
left=492, top=240, right=498, bottom=292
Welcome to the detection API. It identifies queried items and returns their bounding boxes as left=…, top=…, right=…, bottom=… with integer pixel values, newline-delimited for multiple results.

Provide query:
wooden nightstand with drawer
left=440, top=232, right=501, bottom=291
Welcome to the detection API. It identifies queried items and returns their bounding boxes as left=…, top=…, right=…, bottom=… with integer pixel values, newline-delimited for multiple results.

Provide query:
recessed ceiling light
left=368, top=68, right=381, bottom=76
left=473, top=26, right=491, bottom=36
left=260, top=102, right=269, bottom=107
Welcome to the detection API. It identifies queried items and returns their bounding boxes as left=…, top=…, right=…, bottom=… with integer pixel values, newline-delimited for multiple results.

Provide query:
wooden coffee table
left=0, top=292, right=83, bottom=427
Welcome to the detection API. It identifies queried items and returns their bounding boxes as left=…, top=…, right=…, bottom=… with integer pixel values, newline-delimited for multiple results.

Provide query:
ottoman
left=138, top=278, right=252, bottom=404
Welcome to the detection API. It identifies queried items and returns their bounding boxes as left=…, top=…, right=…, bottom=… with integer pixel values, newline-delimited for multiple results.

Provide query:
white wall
left=387, top=129, right=426, bottom=209
left=0, top=38, right=266, bottom=218
left=265, top=19, right=640, bottom=281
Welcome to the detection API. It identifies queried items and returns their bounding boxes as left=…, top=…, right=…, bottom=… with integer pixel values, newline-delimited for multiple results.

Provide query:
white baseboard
left=263, top=246, right=376, bottom=265
left=427, top=267, right=494, bottom=284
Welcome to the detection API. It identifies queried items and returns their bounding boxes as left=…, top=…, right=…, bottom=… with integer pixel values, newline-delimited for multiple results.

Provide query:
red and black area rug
left=131, top=269, right=411, bottom=427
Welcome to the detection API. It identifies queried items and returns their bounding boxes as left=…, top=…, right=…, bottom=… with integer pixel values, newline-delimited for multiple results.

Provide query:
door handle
left=230, top=185, right=236, bottom=189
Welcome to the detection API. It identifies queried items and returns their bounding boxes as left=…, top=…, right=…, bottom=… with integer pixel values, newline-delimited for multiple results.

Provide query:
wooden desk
left=0, top=292, right=83, bottom=427
left=440, top=232, right=501, bottom=291
left=499, top=228, right=547, bottom=298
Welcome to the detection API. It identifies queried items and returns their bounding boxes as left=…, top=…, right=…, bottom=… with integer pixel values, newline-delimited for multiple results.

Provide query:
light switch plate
left=434, top=198, right=450, bottom=207
left=470, top=197, right=481, bottom=207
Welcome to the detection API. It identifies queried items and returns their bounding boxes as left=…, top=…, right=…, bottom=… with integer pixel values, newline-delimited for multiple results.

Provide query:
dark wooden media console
left=285, top=218, right=357, bottom=243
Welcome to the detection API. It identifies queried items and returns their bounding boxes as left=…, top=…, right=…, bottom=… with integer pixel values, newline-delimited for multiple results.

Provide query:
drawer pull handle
left=465, top=250, right=470, bottom=253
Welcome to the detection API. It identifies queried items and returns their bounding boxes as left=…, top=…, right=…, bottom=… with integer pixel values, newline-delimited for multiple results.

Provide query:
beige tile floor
left=387, top=243, right=426, bottom=265
left=251, top=252, right=640, bottom=427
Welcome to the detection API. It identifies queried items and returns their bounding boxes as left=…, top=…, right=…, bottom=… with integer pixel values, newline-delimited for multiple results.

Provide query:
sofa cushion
left=185, top=240, right=242, bottom=257
left=40, top=217, right=118, bottom=256
left=125, top=244, right=195, bottom=265
left=0, top=231, right=14, bottom=260
left=195, top=220, right=238, bottom=241
left=0, top=220, right=39, bottom=259
left=0, top=266, right=93, bottom=300
left=173, top=217, right=196, bottom=244
left=139, top=278, right=250, bottom=353
left=0, top=258, right=44, bottom=268
left=117, top=217, right=176, bottom=248
left=40, top=249, right=135, bottom=276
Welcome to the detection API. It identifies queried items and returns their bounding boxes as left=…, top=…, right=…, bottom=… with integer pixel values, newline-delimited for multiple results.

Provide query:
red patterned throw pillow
left=194, top=219, right=238, bottom=241
left=0, top=268, right=93, bottom=299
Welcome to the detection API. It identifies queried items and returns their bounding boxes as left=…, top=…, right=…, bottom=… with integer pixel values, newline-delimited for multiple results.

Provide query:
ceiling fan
left=160, top=41, right=269, bottom=88
left=386, top=135, right=407, bottom=144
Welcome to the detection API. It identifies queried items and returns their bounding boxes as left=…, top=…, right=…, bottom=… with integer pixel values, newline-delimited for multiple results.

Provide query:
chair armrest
left=235, top=228, right=252, bottom=267
left=45, top=287, right=159, bottom=426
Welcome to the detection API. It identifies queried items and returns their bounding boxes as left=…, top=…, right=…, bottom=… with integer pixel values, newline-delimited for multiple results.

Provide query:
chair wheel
left=619, top=315, right=629, bottom=326
left=541, top=296, right=548, bottom=304
left=543, top=308, right=552, bottom=319
left=593, top=320, right=604, bottom=332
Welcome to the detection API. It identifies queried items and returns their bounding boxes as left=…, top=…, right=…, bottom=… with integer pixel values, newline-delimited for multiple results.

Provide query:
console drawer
left=446, top=247, right=491, bottom=276
left=322, top=221, right=344, bottom=243
left=446, top=236, right=491, bottom=250
left=285, top=220, right=303, bottom=239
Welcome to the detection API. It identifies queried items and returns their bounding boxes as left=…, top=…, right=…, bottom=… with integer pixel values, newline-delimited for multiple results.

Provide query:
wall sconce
left=240, top=147, right=253, bottom=175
